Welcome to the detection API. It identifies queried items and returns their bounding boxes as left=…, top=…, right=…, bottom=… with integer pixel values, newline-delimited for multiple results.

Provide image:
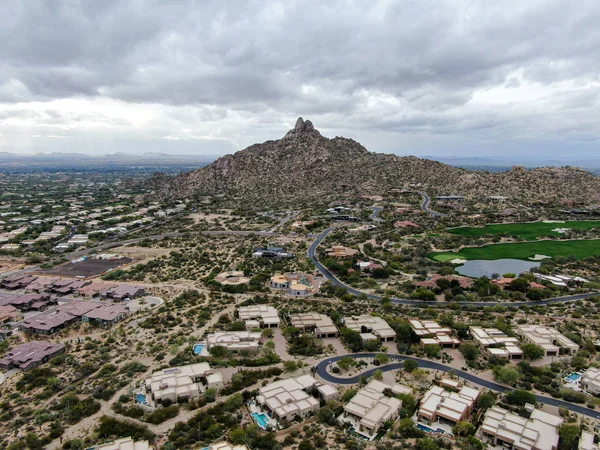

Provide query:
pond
left=456, top=259, right=540, bottom=278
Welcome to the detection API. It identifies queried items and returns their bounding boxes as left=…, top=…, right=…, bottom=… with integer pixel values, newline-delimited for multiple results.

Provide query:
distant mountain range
left=0, top=151, right=213, bottom=170
left=147, top=118, right=600, bottom=205
left=432, top=155, right=600, bottom=169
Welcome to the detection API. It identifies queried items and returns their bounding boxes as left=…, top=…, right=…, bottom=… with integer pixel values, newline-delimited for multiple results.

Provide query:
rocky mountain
left=150, top=118, right=600, bottom=205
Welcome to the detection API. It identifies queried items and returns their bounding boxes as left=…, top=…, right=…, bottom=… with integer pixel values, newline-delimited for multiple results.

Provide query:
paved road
left=414, top=191, right=447, bottom=217
left=370, top=206, right=383, bottom=222
left=307, top=226, right=599, bottom=307
left=316, top=353, right=600, bottom=419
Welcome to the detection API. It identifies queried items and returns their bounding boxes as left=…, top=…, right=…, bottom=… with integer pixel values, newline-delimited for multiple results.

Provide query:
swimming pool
left=136, top=393, right=147, bottom=404
left=193, top=344, right=206, bottom=355
left=252, top=412, right=270, bottom=429
left=567, top=373, right=582, bottom=382
left=417, top=423, right=445, bottom=434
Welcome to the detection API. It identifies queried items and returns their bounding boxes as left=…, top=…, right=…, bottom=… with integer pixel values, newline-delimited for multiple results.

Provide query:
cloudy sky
left=2, top=0, right=600, bottom=162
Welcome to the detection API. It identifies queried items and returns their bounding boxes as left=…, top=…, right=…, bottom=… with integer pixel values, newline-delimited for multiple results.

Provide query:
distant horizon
left=4, top=148, right=600, bottom=169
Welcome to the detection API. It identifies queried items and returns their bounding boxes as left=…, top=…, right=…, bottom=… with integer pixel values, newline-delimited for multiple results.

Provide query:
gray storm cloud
left=1, top=0, right=599, bottom=160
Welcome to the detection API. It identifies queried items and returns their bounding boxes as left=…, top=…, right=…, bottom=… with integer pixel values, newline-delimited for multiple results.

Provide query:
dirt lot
left=34, top=257, right=133, bottom=277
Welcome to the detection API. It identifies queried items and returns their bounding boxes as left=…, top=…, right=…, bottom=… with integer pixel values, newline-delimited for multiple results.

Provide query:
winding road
left=308, top=219, right=599, bottom=308
left=416, top=191, right=447, bottom=217
left=316, top=353, right=600, bottom=419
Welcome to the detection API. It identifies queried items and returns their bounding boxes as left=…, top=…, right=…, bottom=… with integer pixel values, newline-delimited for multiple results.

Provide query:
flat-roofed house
left=86, top=437, right=150, bottom=450
left=478, top=406, right=563, bottom=450
left=470, top=326, right=524, bottom=360
left=144, top=363, right=223, bottom=405
left=410, top=319, right=461, bottom=349
left=0, top=341, right=65, bottom=371
left=418, top=382, right=480, bottom=426
left=290, top=313, right=339, bottom=338
left=343, top=315, right=396, bottom=343
left=581, top=368, right=600, bottom=395
left=269, top=273, right=321, bottom=297
left=255, top=375, right=336, bottom=422
left=206, top=331, right=262, bottom=354
left=210, top=442, right=250, bottom=450
left=515, top=325, right=579, bottom=356
left=341, top=380, right=409, bottom=439
left=579, top=431, right=600, bottom=450
left=238, top=305, right=280, bottom=329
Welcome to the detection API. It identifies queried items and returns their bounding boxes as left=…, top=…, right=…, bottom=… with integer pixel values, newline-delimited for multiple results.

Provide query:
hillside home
left=0, top=341, right=65, bottom=372
left=290, top=313, right=339, bottom=338
left=515, top=325, right=579, bottom=356
left=205, top=331, right=262, bottom=354
left=343, top=315, right=396, bottom=343
left=144, top=363, right=223, bottom=405
left=418, top=382, right=480, bottom=426
left=254, top=375, right=337, bottom=423
left=237, top=305, right=280, bottom=329
left=470, top=326, right=523, bottom=360
left=479, top=406, right=563, bottom=450
left=410, top=319, right=461, bottom=349
left=85, top=437, right=150, bottom=450
left=340, top=380, right=409, bottom=439
left=581, top=368, right=600, bottom=395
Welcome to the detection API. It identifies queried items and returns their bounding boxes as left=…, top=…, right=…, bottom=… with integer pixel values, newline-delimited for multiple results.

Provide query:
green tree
left=453, top=421, right=475, bottom=437
left=477, top=391, right=496, bottom=411
left=506, top=389, right=536, bottom=407
left=373, top=370, right=383, bottom=381
left=317, top=406, right=335, bottom=425
left=404, top=359, right=418, bottom=373
left=521, top=343, right=545, bottom=361
left=376, top=353, right=390, bottom=364
left=424, top=344, right=441, bottom=358
left=229, top=427, right=248, bottom=445
left=298, top=441, right=314, bottom=450
left=494, top=366, right=520, bottom=385
left=558, top=423, right=580, bottom=450
left=459, top=343, right=480, bottom=361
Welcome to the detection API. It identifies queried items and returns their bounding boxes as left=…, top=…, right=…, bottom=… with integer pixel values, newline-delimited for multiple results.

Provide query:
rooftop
left=479, top=406, right=563, bottom=450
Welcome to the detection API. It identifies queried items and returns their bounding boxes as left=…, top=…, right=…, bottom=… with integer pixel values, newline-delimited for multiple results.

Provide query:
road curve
left=414, top=191, right=447, bottom=217
left=307, top=226, right=599, bottom=307
left=316, top=353, right=600, bottom=419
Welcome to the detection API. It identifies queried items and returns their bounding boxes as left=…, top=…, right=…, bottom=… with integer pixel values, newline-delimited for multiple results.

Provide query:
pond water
left=456, top=259, right=540, bottom=278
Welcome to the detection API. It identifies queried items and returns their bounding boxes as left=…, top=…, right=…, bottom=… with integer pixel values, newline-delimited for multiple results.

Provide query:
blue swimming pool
left=417, top=423, right=445, bottom=434
left=252, top=412, right=270, bottom=429
left=567, top=373, right=582, bottom=382
left=136, top=393, right=147, bottom=404
left=193, top=344, right=206, bottom=355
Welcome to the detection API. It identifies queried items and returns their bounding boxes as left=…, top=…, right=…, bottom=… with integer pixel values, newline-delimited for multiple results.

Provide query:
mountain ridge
left=148, top=118, right=600, bottom=205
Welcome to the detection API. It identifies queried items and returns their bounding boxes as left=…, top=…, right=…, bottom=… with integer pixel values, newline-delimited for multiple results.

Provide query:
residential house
left=340, top=380, right=409, bottom=439
left=290, top=313, right=339, bottom=338
left=409, top=319, right=461, bottom=349
left=478, top=406, right=563, bottom=450
left=470, top=327, right=523, bottom=360
left=255, top=375, right=337, bottom=422
left=343, top=315, right=396, bottom=343
left=238, top=305, right=280, bottom=329
left=0, top=341, right=65, bottom=372
left=418, top=382, right=480, bottom=426
left=581, top=368, right=600, bottom=395
left=515, top=325, right=579, bottom=356
left=144, top=363, right=223, bottom=405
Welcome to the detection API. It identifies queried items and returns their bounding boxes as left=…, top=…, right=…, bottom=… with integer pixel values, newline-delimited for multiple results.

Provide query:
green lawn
left=430, top=239, right=600, bottom=262
left=448, top=220, right=600, bottom=240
